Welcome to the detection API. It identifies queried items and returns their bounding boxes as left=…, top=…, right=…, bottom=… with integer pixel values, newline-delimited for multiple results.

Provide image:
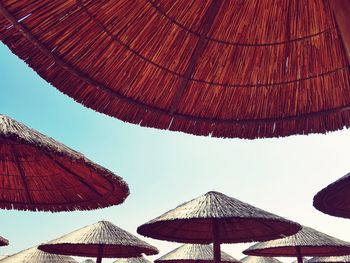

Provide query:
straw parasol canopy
left=38, top=220, right=159, bottom=263
left=307, top=256, right=350, bottom=263
left=82, top=260, right=96, bottom=263
left=243, top=226, right=350, bottom=263
left=137, top=191, right=301, bottom=263
left=0, top=246, right=78, bottom=263
left=0, top=114, right=129, bottom=212
left=2, top=1, right=350, bottom=139
left=0, top=236, right=8, bottom=247
left=113, top=256, right=151, bottom=263
left=241, top=256, right=282, bottom=263
left=155, top=244, right=239, bottom=263
left=313, top=173, right=350, bottom=219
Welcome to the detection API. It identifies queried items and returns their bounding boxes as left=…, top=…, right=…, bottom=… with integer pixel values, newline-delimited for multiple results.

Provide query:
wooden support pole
left=296, top=247, right=303, bottom=263
left=212, top=219, right=221, bottom=263
left=96, top=244, right=103, bottom=263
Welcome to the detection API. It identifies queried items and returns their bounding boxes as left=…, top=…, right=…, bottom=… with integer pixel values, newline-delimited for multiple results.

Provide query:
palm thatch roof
left=82, top=260, right=95, bottom=263
left=113, top=256, right=151, bottom=263
left=0, top=246, right=78, bottom=263
left=38, top=220, right=159, bottom=258
left=243, top=226, right=350, bottom=257
left=137, top=191, right=301, bottom=243
left=313, top=173, right=350, bottom=219
left=241, top=256, right=282, bottom=263
left=2, top=1, right=350, bottom=139
left=0, top=114, right=129, bottom=212
left=155, top=244, right=239, bottom=263
left=307, top=256, right=350, bottom=263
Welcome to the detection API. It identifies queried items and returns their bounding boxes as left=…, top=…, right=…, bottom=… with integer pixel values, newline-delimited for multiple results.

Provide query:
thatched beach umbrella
left=241, top=256, right=282, bottom=263
left=113, top=256, right=151, bottom=263
left=0, top=237, right=8, bottom=247
left=82, top=260, right=96, bottom=263
left=2, top=1, right=350, bottom=139
left=0, top=246, right=78, bottom=263
left=0, top=114, right=129, bottom=212
left=313, top=173, right=350, bottom=219
left=39, top=220, right=158, bottom=263
left=155, top=244, right=239, bottom=263
left=137, top=191, right=301, bottom=263
left=307, top=256, right=350, bottom=263
left=243, top=226, right=350, bottom=263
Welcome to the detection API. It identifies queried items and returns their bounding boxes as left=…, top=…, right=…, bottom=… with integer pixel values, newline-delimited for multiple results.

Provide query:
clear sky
left=1, top=42, right=350, bottom=263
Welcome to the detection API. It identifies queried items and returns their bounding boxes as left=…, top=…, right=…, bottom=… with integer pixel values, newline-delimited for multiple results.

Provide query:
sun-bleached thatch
left=0, top=246, right=77, bottom=263
left=313, top=173, right=350, bottom=219
left=243, top=226, right=350, bottom=257
left=2, top=1, right=350, bottom=139
left=38, top=220, right=158, bottom=259
left=241, top=256, right=282, bottom=263
left=155, top=244, right=239, bottom=263
left=307, top=256, right=350, bottom=263
left=137, top=191, right=301, bottom=243
left=82, top=260, right=95, bottom=263
left=113, top=256, right=151, bottom=263
left=0, top=114, right=129, bottom=212
left=0, top=256, right=8, bottom=260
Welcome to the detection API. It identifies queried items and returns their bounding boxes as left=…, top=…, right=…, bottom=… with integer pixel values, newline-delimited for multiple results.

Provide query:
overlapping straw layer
left=1, top=1, right=350, bottom=138
left=82, top=260, right=95, bottom=263
left=0, top=246, right=78, bottom=263
left=155, top=244, right=239, bottom=263
left=39, top=221, right=159, bottom=258
left=241, top=256, right=282, bottom=263
left=0, top=114, right=129, bottom=212
left=138, top=191, right=301, bottom=243
left=244, top=226, right=350, bottom=257
left=313, top=173, right=350, bottom=219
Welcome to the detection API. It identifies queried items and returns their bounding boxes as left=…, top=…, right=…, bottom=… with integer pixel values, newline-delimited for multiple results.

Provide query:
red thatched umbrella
left=243, top=226, right=350, bottom=263
left=0, top=114, right=129, bottom=212
left=313, top=173, right=350, bottom=219
left=1, top=1, right=350, bottom=139
left=137, top=191, right=301, bottom=263
left=0, top=246, right=78, bottom=263
left=155, top=244, right=239, bottom=263
left=38, top=220, right=159, bottom=263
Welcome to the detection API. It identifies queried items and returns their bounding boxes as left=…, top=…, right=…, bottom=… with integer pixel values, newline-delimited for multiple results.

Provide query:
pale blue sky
left=1, top=42, right=350, bottom=262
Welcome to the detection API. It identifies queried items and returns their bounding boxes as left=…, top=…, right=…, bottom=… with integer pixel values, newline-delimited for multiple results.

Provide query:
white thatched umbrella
left=0, top=114, right=129, bottom=212
left=39, top=220, right=158, bottom=263
left=155, top=244, right=239, bottom=263
left=307, top=256, right=350, bottom=263
left=241, top=256, right=282, bottom=263
left=82, top=260, right=96, bottom=263
left=113, top=256, right=151, bottom=263
left=244, top=226, right=350, bottom=263
left=137, top=191, right=301, bottom=263
left=0, top=246, right=77, bottom=263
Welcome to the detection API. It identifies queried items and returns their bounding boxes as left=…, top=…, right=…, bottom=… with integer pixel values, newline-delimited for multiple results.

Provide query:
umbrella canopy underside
left=137, top=191, right=301, bottom=243
left=1, top=0, right=350, bottom=139
left=307, top=256, right=350, bottom=263
left=39, top=221, right=159, bottom=258
left=0, top=115, right=129, bottom=212
left=313, top=173, right=350, bottom=219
